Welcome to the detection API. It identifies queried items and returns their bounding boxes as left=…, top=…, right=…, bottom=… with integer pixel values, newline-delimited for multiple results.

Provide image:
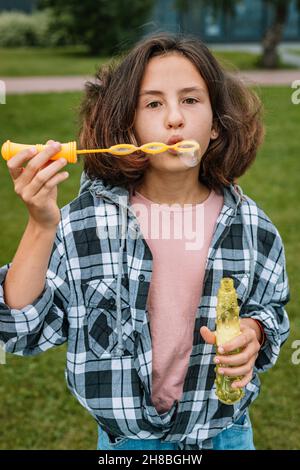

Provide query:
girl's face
left=134, top=52, right=218, bottom=172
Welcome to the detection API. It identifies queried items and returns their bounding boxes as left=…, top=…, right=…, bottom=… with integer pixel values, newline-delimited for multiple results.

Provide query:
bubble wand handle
left=1, top=140, right=199, bottom=164
left=1, top=141, right=78, bottom=163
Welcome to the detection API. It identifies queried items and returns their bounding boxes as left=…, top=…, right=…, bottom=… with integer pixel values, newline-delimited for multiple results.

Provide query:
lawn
left=0, top=87, right=299, bottom=449
left=212, top=50, right=261, bottom=70
left=0, top=46, right=295, bottom=77
left=287, top=49, right=300, bottom=56
left=0, top=46, right=108, bottom=77
left=212, top=50, right=296, bottom=70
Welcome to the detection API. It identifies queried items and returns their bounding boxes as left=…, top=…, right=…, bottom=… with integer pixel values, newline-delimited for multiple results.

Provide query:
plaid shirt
left=0, top=177, right=290, bottom=449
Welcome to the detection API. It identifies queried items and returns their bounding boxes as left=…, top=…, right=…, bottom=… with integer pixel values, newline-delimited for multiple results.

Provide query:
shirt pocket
left=82, top=277, right=132, bottom=358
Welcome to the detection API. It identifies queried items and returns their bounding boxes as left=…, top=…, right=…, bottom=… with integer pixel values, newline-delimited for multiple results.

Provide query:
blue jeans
left=97, top=410, right=255, bottom=450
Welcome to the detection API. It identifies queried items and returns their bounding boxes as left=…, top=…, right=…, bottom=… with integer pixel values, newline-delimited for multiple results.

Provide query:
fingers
left=23, top=158, right=68, bottom=197
left=35, top=140, right=68, bottom=192
left=217, top=362, right=253, bottom=378
left=7, top=146, right=38, bottom=180
left=214, top=342, right=258, bottom=367
left=200, top=326, right=216, bottom=345
left=217, top=328, right=257, bottom=354
left=7, top=141, right=62, bottom=184
left=214, top=342, right=258, bottom=388
left=232, top=371, right=253, bottom=389
left=200, top=321, right=260, bottom=390
left=39, top=140, right=59, bottom=171
left=34, top=167, right=69, bottom=196
left=20, top=142, right=63, bottom=186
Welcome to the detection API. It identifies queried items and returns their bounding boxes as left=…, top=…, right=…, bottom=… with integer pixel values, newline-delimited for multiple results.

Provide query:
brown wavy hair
left=78, top=32, right=264, bottom=193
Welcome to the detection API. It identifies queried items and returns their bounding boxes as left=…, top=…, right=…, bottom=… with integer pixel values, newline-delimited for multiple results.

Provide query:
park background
left=0, top=0, right=299, bottom=450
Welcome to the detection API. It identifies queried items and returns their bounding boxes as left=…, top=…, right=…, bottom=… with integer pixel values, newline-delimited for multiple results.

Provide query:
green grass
left=212, top=50, right=296, bottom=70
left=0, top=46, right=108, bottom=77
left=0, top=87, right=299, bottom=449
left=212, top=50, right=261, bottom=70
left=0, top=47, right=296, bottom=77
left=239, top=87, right=300, bottom=449
left=287, top=49, right=300, bottom=56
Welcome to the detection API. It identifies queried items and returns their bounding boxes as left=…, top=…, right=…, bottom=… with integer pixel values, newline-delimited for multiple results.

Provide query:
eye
left=146, top=101, right=162, bottom=109
left=183, top=97, right=199, bottom=104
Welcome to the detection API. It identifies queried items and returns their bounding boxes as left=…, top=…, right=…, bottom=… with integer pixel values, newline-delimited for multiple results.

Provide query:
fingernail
left=30, top=146, right=37, bottom=154
left=52, top=142, right=61, bottom=150
left=219, top=369, right=224, bottom=375
left=218, top=347, right=224, bottom=354
left=214, top=358, right=220, bottom=364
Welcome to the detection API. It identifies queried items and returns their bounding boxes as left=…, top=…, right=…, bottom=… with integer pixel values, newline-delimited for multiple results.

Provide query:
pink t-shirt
left=130, top=188, right=224, bottom=414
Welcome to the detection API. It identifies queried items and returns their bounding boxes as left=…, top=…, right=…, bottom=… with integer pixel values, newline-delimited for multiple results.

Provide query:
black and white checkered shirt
left=0, top=176, right=290, bottom=449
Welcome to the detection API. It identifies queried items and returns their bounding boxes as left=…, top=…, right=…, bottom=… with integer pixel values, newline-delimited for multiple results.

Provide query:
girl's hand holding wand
left=6, top=139, right=68, bottom=230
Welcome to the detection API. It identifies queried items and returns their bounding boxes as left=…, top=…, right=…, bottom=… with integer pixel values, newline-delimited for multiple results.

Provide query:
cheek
left=199, top=133, right=214, bottom=156
left=193, top=109, right=214, bottom=144
left=134, top=111, right=151, bottom=139
left=195, top=107, right=213, bottom=129
left=194, top=129, right=214, bottom=157
left=188, top=103, right=212, bottom=126
left=134, top=113, right=160, bottom=144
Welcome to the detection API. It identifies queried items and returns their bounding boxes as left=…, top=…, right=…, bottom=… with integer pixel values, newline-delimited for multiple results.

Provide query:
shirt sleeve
left=252, top=319, right=266, bottom=346
left=239, top=224, right=290, bottom=373
left=0, top=222, right=69, bottom=356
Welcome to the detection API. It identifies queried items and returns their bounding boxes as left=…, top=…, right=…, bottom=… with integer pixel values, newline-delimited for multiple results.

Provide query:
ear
left=210, top=128, right=219, bottom=140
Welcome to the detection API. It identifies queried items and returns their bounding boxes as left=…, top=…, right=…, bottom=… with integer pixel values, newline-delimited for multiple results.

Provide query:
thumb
left=200, top=326, right=216, bottom=345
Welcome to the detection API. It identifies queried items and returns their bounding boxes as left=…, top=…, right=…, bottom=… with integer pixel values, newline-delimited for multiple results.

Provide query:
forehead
left=140, top=52, right=207, bottom=91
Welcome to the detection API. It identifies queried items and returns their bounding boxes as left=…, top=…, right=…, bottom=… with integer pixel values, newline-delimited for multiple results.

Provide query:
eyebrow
left=139, top=86, right=207, bottom=97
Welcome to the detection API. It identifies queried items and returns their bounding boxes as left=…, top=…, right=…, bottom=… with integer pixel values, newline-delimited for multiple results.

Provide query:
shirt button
left=138, top=274, right=145, bottom=282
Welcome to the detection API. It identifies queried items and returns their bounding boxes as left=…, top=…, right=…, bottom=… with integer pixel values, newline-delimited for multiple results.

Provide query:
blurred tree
left=38, top=0, right=155, bottom=55
left=175, top=0, right=300, bottom=68
left=259, top=0, right=299, bottom=68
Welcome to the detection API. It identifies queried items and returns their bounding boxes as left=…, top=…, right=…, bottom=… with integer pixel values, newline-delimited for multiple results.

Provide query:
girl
left=0, top=33, right=290, bottom=450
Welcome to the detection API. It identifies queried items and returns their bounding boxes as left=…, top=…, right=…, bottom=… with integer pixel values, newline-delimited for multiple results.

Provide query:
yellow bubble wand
left=1, top=140, right=200, bottom=164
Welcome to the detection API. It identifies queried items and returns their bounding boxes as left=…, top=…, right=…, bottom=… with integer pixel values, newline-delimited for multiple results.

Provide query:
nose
left=165, top=105, right=185, bottom=130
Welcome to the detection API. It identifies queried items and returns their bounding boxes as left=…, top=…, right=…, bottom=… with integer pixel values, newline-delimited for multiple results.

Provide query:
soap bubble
left=172, top=140, right=201, bottom=168
left=178, top=149, right=201, bottom=167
